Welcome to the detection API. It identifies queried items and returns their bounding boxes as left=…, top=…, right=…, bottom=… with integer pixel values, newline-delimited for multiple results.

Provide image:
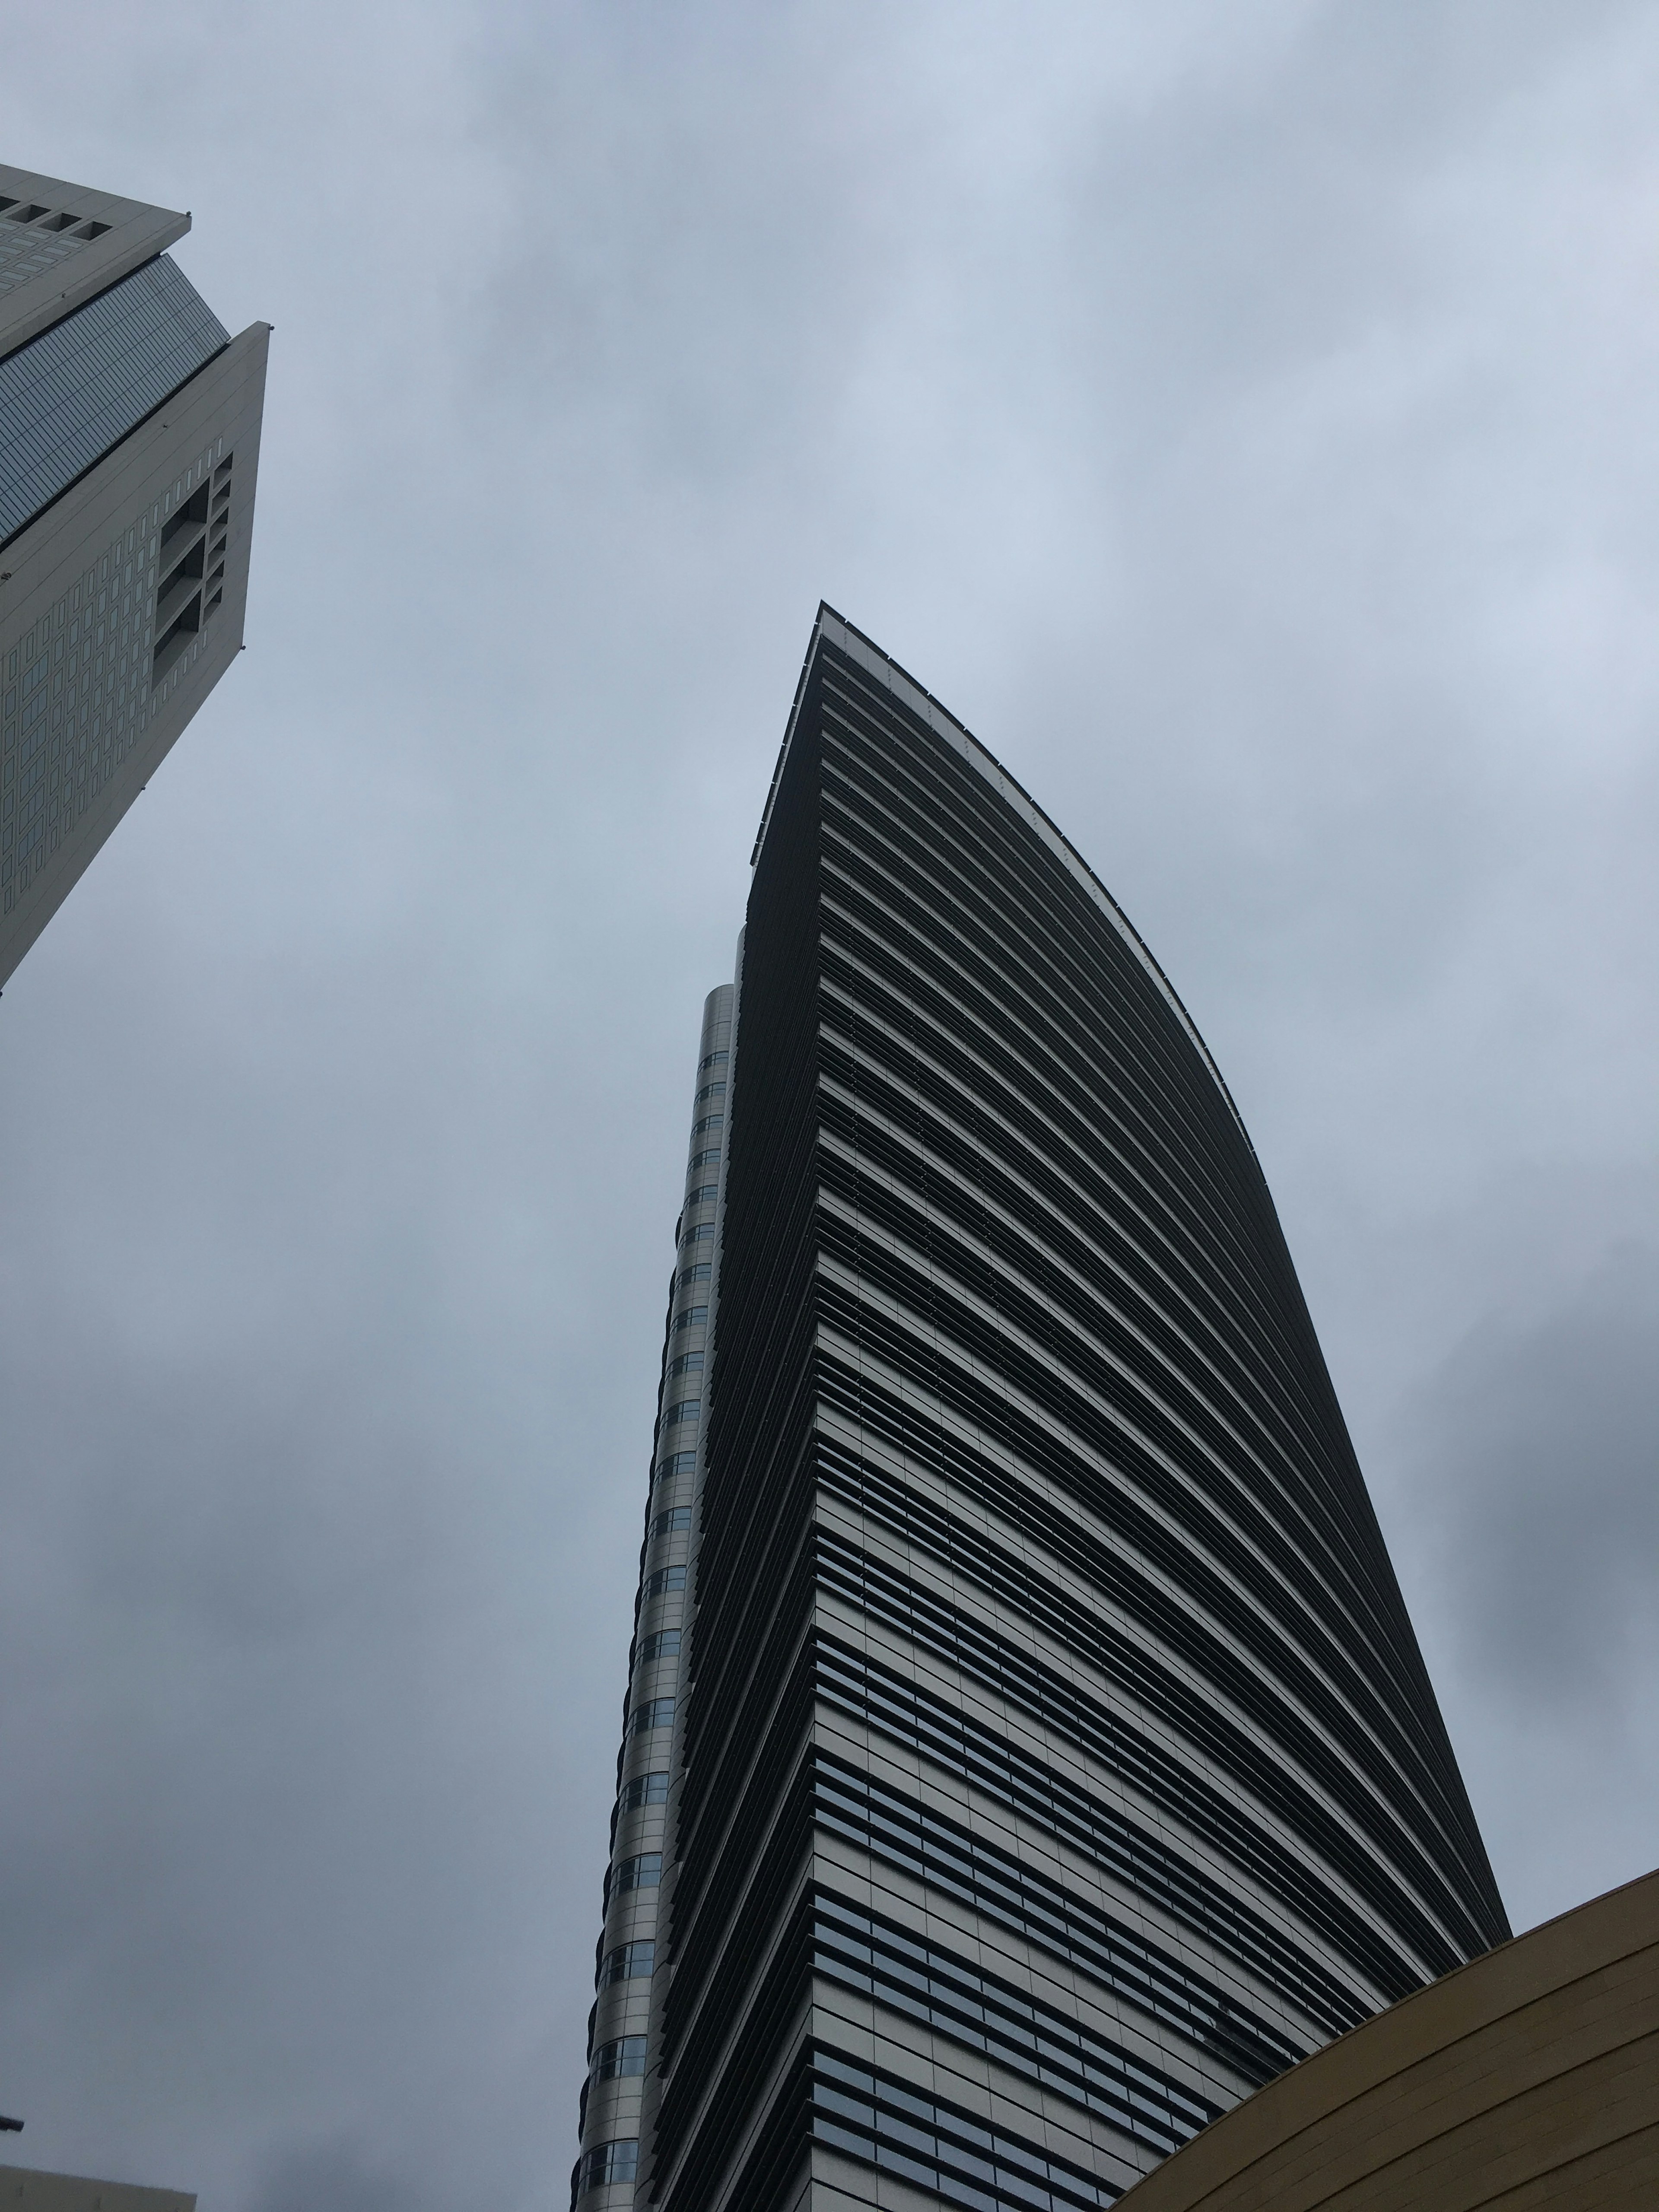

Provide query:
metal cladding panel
left=0, top=320, right=270, bottom=988
left=575, top=613, right=1508, bottom=2212
left=0, top=164, right=191, bottom=362
left=571, top=987, right=736, bottom=2212
left=0, top=254, right=229, bottom=547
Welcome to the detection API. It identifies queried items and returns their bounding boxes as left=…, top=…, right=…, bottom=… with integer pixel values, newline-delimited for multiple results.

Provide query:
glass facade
left=0, top=254, right=227, bottom=546
left=575, top=988, right=734, bottom=2210
left=573, top=608, right=1508, bottom=2212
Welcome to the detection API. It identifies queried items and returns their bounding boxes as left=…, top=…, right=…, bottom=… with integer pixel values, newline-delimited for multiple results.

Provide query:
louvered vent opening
left=152, top=453, right=234, bottom=678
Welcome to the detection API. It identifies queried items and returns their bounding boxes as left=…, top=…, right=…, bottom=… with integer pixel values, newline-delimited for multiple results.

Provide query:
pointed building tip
left=750, top=606, right=1255, bottom=1150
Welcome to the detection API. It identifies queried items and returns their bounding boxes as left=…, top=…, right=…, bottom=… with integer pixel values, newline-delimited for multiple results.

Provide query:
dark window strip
left=813, top=1627, right=1377, bottom=2034
left=813, top=1891, right=1218, bottom=2155
left=813, top=1752, right=1305, bottom=2086
left=811, top=1413, right=1474, bottom=1948
left=813, top=2047, right=1129, bottom=2212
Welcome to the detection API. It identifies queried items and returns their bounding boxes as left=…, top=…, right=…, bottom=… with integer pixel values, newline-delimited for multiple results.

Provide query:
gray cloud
left=1405, top=1243, right=1659, bottom=1702
left=1, top=3, right=1657, bottom=2206
left=246, top=2141, right=412, bottom=2212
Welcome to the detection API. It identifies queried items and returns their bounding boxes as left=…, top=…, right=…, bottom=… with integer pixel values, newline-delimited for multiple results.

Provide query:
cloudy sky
left=2, top=4, right=1656, bottom=2207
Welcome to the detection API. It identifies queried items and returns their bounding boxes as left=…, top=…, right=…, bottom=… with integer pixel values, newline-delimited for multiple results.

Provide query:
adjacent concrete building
left=0, top=162, right=269, bottom=988
left=573, top=609, right=1510, bottom=2212
left=0, top=2168, right=193, bottom=2212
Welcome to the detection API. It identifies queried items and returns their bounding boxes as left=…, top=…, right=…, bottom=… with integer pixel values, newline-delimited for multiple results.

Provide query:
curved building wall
left=572, top=985, right=734, bottom=2212
left=573, top=607, right=1508, bottom=2212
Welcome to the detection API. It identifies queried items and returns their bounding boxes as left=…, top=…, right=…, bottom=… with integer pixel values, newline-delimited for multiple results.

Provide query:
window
left=595, top=1940, right=654, bottom=1988
left=679, top=1220, right=715, bottom=1247
left=626, top=1697, right=675, bottom=1739
left=653, top=1450, right=696, bottom=1485
left=811, top=1894, right=1216, bottom=2156
left=810, top=2052, right=1119, bottom=2212
left=678, top=1261, right=712, bottom=1290
left=637, top=1630, right=681, bottom=1665
left=699, top=1049, right=729, bottom=1072
left=690, top=1114, right=724, bottom=1138
left=695, top=1081, right=726, bottom=1106
left=668, top=1351, right=703, bottom=1379
left=672, top=1305, right=708, bottom=1334
left=617, top=1771, right=669, bottom=1812
left=661, top=1398, right=699, bottom=1429
left=684, top=1183, right=718, bottom=1206
left=643, top=1565, right=686, bottom=1599
left=650, top=1505, right=692, bottom=1540
left=572, top=2138, right=638, bottom=2201
left=591, top=2037, right=647, bottom=2083
left=688, top=1147, right=721, bottom=1173
left=604, top=1851, right=664, bottom=1907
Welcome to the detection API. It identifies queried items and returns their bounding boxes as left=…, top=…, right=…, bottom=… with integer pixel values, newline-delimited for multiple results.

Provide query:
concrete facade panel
left=0, top=164, right=268, bottom=988
left=0, top=2168, right=192, bottom=2212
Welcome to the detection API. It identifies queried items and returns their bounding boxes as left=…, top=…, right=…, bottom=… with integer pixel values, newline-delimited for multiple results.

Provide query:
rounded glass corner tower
left=573, top=605, right=1509, bottom=2212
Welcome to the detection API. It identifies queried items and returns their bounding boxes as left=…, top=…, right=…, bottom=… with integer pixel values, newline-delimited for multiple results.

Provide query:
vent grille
left=0, top=197, right=110, bottom=297
left=152, top=451, right=232, bottom=682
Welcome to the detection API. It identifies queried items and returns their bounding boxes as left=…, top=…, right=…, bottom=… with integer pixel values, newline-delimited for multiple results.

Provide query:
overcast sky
left=2, top=6, right=1656, bottom=2209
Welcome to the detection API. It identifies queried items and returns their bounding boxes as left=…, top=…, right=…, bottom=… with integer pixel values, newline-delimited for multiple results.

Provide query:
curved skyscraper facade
left=576, top=985, right=734, bottom=2207
left=573, top=607, right=1508, bottom=2212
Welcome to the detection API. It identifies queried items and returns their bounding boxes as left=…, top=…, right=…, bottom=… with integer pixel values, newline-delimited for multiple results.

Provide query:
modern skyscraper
left=0, top=162, right=269, bottom=988
left=576, top=607, right=1509, bottom=2212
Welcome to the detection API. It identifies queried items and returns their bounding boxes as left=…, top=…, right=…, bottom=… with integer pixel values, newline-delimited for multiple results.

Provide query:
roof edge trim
left=0, top=165, right=191, bottom=364
left=751, top=601, right=1254, bottom=1153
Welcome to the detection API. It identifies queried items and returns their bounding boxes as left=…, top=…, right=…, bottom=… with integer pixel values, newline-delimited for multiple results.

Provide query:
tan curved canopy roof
left=1118, top=1863, right=1658, bottom=2212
